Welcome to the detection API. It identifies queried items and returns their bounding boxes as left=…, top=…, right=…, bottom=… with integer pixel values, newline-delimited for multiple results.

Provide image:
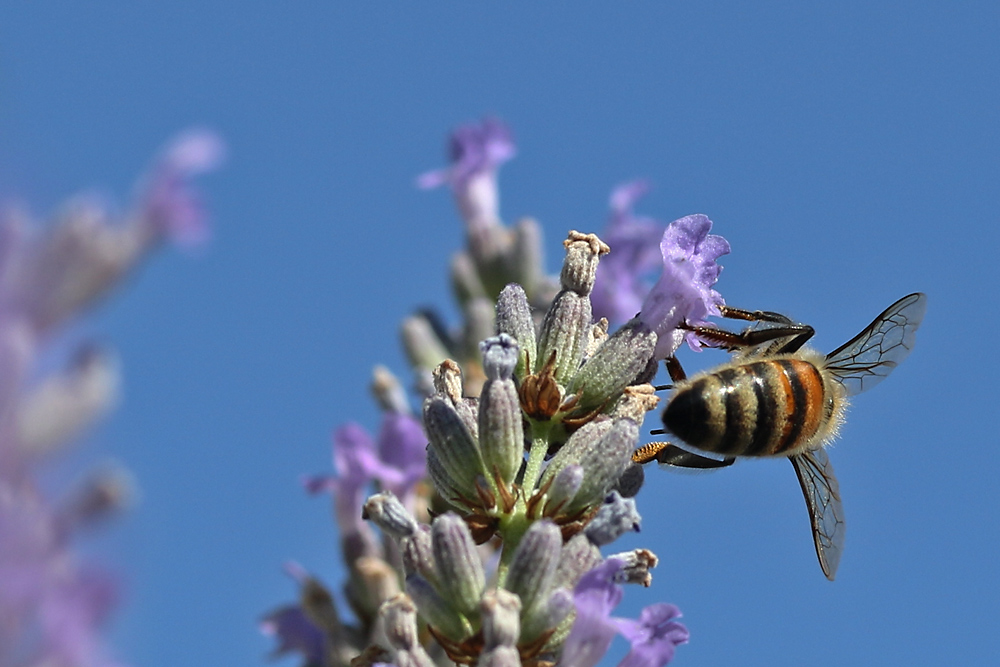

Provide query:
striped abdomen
left=662, top=358, right=838, bottom=457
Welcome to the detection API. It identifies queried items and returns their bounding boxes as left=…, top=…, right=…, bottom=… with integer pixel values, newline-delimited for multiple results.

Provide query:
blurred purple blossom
left=417, top=117, right=515, bottom=231
left=259, top=605, right=326, bottom=666
left=0, top=129, right=221, bottom=667
left=638, top=214, right=730, bottom=359
left=303, top=413, right=426, bottom=559
left=560, top=559, right=688, bottom=667
left=0, top=129, right=223, bottom=334
left=591, top=180, right=667, bottom=325
left=136, top=128, right=225, bottom=247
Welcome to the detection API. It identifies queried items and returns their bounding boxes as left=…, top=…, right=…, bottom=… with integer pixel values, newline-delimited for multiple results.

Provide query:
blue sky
left=0, top=3, right=997, bottom=665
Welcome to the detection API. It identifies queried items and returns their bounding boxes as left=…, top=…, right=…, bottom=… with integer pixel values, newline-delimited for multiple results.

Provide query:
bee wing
left=824, top=293, right=927, bottom=397
left=789, top=448, right=845, bottom=581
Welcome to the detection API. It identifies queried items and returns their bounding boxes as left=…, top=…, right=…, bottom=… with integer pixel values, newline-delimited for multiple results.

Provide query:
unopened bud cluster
left=363, top=231, right=664, bottom=666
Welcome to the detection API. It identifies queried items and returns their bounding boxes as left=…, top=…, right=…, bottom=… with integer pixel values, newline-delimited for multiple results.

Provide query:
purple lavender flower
left=0, top=473, right=124, bottom=667
left=560, top=559, right=688, bottom=667
left=0, top=129, right=223, bottom=334
left=638, top=214, right=730, bottom=359
left=417, top=117, right=515, bottom=231
left=591, top=181, right=668, bottom=325
left=135, top=128, right=225, bottom=247
left=303, top=413, right=426, bottom=560
left=259, top=605, right=327, bottom=665
left=0, top=129, right=221, bottom=667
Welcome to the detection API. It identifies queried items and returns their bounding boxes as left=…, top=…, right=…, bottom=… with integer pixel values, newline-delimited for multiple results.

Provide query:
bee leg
left=633, top=441, right=736, bottom=469
left=719, top=305, right=794, bottom=325
left=665, top=356, right=687, bottom=382
left=684, top=321, right=816, bottom=353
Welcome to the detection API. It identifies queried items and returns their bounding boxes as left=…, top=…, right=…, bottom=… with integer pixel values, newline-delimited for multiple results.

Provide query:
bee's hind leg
left=633, top=441, right=736, bottom=469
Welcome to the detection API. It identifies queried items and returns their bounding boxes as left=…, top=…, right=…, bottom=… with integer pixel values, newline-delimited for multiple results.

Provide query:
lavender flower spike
left=560, top=559, right=688, bottom=667
left=591, top=180, right=667, bottom=325
left=417, top=117, right=515, bottom=231
left=638, top=214, right=730, bottom=359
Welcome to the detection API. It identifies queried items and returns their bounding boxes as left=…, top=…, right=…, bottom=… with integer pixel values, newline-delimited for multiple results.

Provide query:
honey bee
left=633, top=293, right=927, bottom=579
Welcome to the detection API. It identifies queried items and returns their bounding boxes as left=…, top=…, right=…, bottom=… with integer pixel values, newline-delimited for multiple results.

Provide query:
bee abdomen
left=663, top=359, right=827, bottom=457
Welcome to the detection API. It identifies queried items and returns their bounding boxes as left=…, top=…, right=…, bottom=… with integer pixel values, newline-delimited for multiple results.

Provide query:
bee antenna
left=648, top=428, right=666, bottom=436
left=654, top=384, right=673, bottom=391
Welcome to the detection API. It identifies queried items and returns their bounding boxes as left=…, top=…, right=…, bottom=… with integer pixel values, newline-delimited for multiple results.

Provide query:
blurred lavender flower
left=303, top=410, right=427, bottom=563
left=267, top=119, right=723, bottom=667
left=0, top=130, right=223, bottom=335
left=591, top=181, right=666, bottom=325
left=0, top=129, right=221, bottom=667
left=418, top=117, right=515, bottom=232
left=638, top=214, right=730, bottom=359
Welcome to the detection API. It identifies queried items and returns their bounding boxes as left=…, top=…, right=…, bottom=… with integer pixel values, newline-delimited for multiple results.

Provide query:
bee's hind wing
left=790, top=448, right=846, bottom=581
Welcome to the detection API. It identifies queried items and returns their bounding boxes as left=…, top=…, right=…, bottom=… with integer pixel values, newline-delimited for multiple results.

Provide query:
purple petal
left=375, top=413, right=427, bottom=496
left=609, top=180, right=652, bottom=221
left=561, top=559, right=688, bottom=667
left=417, top=117, right=515, bottom=191
left=591, top=181, right=668, bottom=324
left=137, top=128, right=225, bottom=247
left=559, top=559, right=626, bottom=667
left=260, top=605, right=327, bottom=663
left=417, top=117, right=515, bottom=230
left=638, top=214, right=730, bottom=359
left=613, top=603, right=689, bottom=667
left=332, top=423, right=381, bottom=483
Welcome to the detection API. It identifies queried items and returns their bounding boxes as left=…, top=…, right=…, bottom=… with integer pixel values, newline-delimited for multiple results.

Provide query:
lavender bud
left=400, top=524, right=436, bottom=581
left=584, top=492, right=641, bottom=546
left=463, top=297, right=497, bottom=362
left=380, top=593, right=422, bottom=650
left=478, top=335, right=525, bottom=485
left=504, top=520, right=561, bottom=617
left=480, top=334, right=519, bottom=381
left=545, top=464, right=584, bottom=514
left=568, top=320, right=656, bottom=412
left=454, top=396, right=481, bottom=441
left=536, top=289, right=591, bottom=383
left=451, top=250, right=488, bottom=308
left=17, top=344, right=119, bottom=455
left=552, top=534, right=603, bottom=591
left=559, top=231, right=609, bottom=296
left=480, top=588, right=521, bottom=649
left=380, top=594, right=437, bottom=667
left=427, top=447, right=472, bottom=508
left=432, top=359, right=465, bottom=404
left=423, top=396, right=484, bottom=499
left=401, top=313, right=451, bottom=371
left=509, top=216, right=545, bottom=294
left=496, top=283, right=537, bottom=377
left=371, top=365, right=411, bottom=415
left=585, top=318, right=609, bottom=360
left=540, top=418, right=638, bottom=513
left=431, top=513, right=486, bottom=616
left=522, top=587, right=573, bottom=642
left=405, top=574, right=472, bottom=640
left=347, top=556, right=401, bottom=621
left=363, top=493, right=418, bottom=538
